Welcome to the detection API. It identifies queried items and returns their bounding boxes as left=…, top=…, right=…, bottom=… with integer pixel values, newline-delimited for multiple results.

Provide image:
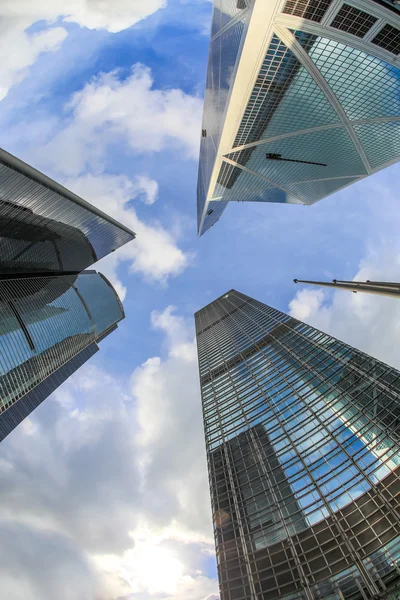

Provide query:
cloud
left=0, top=367, right=142, bottom=556
left=133, top=175, right=159, bottom=205
left=63, top=173, right=192, bottom=295
left=132, top=306, right=212, bottom=539
left=1, top=64, right=197, bottom=293
left=39, top=64, right=202, bottom=176
left=60, top=0, right=167, bottom=33
left=0, top=0, right=167, bottom=33
left=0, top=1, right=168, bottom=101
left=11, top=64, right=200, bottom=299
left=0, top=24, right=67, bottom=102
left=289, top=243, right=400, bottom=370
left=0, top=308, right=218, bottom=600
left=289, top=288, right=324, bottom=322
left=0, top=521, right=98, bottom=600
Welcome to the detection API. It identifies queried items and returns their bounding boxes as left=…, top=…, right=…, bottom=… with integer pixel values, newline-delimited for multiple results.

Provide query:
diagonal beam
left=274, top=24, right=372, bottom=175
left=221, top=157, right=305, bottom=204
left=229, top=116, right=400, bottom=154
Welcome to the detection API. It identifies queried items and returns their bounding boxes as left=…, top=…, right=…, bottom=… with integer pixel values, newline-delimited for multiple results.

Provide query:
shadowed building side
left=0, top=147, right=135, bottom=274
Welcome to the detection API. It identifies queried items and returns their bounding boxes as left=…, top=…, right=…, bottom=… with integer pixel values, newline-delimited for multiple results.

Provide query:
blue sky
left=0, top=1, right=400, bottom=599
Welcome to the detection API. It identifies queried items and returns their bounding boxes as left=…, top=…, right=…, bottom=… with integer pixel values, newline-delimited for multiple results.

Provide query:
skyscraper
left=0, top=147, right=135, bottom=273
left=0, top=149, right=135, bottom=439
left=197, top=0, right=400, bottom=235
left=195, top=290, right=400, bottom=599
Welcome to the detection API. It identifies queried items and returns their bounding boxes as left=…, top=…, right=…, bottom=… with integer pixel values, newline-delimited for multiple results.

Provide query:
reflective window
left=196, top=290, right=400, bottom=599
left=0, top=272, right=123, bottom=425
left=0, top=158, right=134, bottom=273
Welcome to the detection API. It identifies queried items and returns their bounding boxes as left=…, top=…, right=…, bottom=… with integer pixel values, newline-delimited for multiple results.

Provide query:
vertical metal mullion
left=211, top=294, right=314, bottom=599
left=222, top=294, right=385, bottom=596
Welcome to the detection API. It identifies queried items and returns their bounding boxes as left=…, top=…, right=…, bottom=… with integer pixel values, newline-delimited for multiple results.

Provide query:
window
left=283, top=0, right=332, bottom=22
left=372, top=23, right=400, bottom=54
left=330, top=4, right=378, bottom=38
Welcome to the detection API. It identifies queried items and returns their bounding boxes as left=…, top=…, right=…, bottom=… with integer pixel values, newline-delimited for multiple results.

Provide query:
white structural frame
left=199, top=0, right=400, bottom=235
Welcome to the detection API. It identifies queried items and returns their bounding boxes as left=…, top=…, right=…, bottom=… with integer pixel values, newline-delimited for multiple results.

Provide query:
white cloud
left=1, top=63, right=197, bottom=292
left=0, top=0, right=166, bottom=33
left=0, top=1, right=168, bottom=101
left=63, top=173, right=191, bottom=294
left=0, top=25, right=67, bottom=102
left=39, top=64, right=202, bottom=176
left=0, top=521, right=98, bottom=600
left=132, top=306, right=212, bottom=542
left=8, top=64, right=200, bottom=299
left=289, top=244, right=400, bottom=370
left=289, top=288, right=324, bottom=322
left=134, top=175, right=159, bottom=205
left=0, top=308, right=218, bottom=600
left=61, top=0, right=167, bottom=33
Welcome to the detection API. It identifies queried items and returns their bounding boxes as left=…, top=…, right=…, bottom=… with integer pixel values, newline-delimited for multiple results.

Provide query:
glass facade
left=0, top=271, right=124, bottom=440
left=196, top=290, right=400, bottom=599
left=0, top=342, right=98, bottom=442
left=0, top=149, right=132, bottom=439
left=0, top=149, right=135, bottom=273
left=198, top=0, right=400, bottom=235
left=197, top=0, right=252, bottom=228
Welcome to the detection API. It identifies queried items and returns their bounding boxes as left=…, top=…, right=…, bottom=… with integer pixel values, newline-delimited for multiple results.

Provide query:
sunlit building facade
left=195, top=290, right=400, bottom=599
left=197, top=0, right=400, bottom=235
left=0, top=148, right=135, bottom=439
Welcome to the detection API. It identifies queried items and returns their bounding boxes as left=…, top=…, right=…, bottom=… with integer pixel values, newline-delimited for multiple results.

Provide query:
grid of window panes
left=282, top=0, right=332, bottom=22
left=196, top=290, right=400, bottom=599
left=0, top=341, right=98, bottom=442
left=0, top=159, right=135, bottom=273
left=330, top=4, right=378, bottom=38
left=372, top=23, right=400, bottom=55
left=0, top=272, right=124, bottom=428
left=293, top=32, right=400, bottom=122
left=198, top=6, right=400, bottom=235
left=220, top=26, right=400, bottom=209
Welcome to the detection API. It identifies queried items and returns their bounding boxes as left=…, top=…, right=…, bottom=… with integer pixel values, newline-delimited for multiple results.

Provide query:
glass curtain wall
left=196, top=290, right=400, bottom=600
left=0, top=271, right=124, bottom=435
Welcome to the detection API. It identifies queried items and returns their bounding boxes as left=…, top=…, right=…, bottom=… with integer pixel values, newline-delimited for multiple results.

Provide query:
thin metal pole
left=293, top=279, right=400, bottom=299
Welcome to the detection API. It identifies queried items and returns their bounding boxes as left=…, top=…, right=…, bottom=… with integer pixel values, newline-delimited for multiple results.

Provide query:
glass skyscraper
left=197, top=0, right=400, bottom=235
left=0, top=148, right=135, bottom=440
left=0, top=147, right=134, bottom=273
left=195, top=290, right=400, bottom=599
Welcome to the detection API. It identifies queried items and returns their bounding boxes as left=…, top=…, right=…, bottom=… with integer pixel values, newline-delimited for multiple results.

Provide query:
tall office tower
left=195, top=290, right=400, bottom=599
left=0, top=271, right=126, bottom=441
left=197, top=0, right=400, bottom=235
left=0, top=148, right=135, bottom=439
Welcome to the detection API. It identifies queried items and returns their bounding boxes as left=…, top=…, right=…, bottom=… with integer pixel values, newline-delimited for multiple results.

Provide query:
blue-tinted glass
left=0, top=272, right=123, bottom=426
left=225, top=127, right=366, bottom=205
left=198, top=12, right=249, bottom=233
left=234, top=34, right=339, bottom=148
left=74, top=273, right=123, bottom=336
left=294, top=32, right=400, bottom=121
left=354, top=121, right=400, bottom=169
left=196, top=290, right=400, bottom=599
